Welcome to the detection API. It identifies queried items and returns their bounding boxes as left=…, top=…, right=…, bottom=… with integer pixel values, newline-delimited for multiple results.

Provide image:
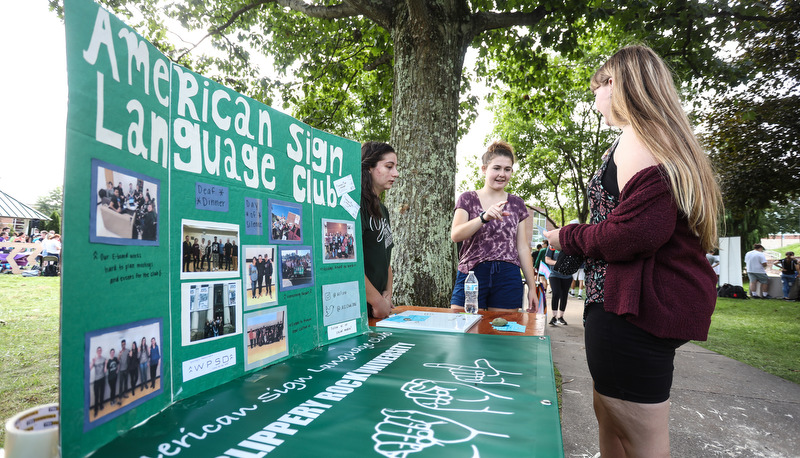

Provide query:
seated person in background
left=109, top=188, right=125, bottom=213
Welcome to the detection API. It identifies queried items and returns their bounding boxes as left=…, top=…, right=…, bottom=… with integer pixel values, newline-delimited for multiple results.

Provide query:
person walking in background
left=776, top=251, right=798, bottom=300
left=449, top=141, right=538, bottom=313
left=745, top=244, right=771, bottom=299
left=545, top=245, right=573, bottom=325
left=706, top=249, right=721, bottom=287
left=149, top=338, right=160, bottom=389
left=545, top=45, right=722, bottom=457
left=361, top=141, right=399, bottom=319
left=570, top=262, right=586, bottom=299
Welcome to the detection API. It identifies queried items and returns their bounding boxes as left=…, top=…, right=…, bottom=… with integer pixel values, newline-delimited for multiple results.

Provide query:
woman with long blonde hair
left=545, top=45, right=722, bottom=457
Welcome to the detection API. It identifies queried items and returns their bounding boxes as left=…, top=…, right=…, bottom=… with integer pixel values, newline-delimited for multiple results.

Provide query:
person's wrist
left=479, top=211, right=488, bottom=224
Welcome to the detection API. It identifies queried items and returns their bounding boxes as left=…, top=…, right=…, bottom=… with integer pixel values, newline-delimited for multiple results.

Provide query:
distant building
left=0, top=189, right=50, bottom=235
left=762, top=233, right=800, bottom=250
left=525, top=205, right=558, bottom=248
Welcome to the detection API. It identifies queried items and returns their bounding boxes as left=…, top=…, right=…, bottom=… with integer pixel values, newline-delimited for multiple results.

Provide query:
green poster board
left=61, top=0, right=366, bottom=455
left=90, top=330, right=563, bottom=457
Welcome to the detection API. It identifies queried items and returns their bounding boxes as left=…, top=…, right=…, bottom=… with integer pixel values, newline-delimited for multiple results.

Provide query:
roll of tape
left=3, top=403, right=60, bottom=458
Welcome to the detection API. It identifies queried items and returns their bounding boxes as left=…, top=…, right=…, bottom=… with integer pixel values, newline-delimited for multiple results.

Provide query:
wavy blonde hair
left=591, top=45, right=721, bottom=251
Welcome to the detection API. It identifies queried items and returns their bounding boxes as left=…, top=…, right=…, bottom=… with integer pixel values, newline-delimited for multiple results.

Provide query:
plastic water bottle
left=464, top=271, right=479, bottom=314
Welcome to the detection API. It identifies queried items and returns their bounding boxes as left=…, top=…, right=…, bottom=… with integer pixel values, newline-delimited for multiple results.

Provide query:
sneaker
left=568, top=291, right=575, bottom=297
left=763, top=295, right=773, bottom=300
left=577, top=294, right=583, bottom=299
left=549, top=317, right=559, bottom=326
left=557, top=317, right=568, bottom=326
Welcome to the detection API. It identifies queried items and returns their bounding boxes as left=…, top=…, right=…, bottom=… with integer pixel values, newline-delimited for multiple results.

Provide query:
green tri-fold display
left=61, top=0, right=366, bottom=454
left=60, top=0, right=563, bottom=456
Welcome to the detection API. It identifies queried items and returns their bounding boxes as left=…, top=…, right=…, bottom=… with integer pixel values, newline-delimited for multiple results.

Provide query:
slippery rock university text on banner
left=60, top=0, right=366, bottom=455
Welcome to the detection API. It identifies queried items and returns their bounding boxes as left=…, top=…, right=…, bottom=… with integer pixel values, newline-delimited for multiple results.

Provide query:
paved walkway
left=549, top=295, right=800, bottom=458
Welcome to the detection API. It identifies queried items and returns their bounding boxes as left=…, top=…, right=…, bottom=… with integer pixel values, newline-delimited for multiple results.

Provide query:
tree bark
left=385, top=4, right=471, bottom=307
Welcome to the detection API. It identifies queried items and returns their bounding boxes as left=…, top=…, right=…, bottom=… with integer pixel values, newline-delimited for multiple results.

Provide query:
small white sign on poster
left=322, top=281, right=362, bottom=326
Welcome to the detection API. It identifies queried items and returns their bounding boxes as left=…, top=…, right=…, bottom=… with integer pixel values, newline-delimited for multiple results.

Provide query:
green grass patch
left=0, top=275, right=60, bottom=448
left=696, top=296, right=800, bottom=384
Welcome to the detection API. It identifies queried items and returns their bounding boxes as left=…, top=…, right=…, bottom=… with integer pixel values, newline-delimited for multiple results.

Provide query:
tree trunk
left=386, top=6, right=470, bottom=307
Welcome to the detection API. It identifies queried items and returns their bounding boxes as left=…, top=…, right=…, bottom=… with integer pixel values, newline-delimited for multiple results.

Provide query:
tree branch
left=343, top=0, right=394, bottom=28
left=363, top=51, right=393, bottom=71
left=275, top=0, right=361, bottom=18
left=470, top=8, right=548, bottom=39
left=406, top=0, right=430, bottom=27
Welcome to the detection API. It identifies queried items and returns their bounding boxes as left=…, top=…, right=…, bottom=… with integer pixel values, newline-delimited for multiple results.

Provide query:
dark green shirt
left=362, top=203, right=393, bottom=299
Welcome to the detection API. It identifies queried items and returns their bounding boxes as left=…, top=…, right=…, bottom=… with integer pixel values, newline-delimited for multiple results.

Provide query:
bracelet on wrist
left=479, top=211, right=488, bottom=224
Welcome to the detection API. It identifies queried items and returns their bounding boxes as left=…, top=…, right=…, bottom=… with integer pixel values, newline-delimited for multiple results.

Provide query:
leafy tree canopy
left=702, top=0, right=800, bottom=247
left=35, top=187, right=63, bottom=221
left=49, top=0, right=794, bottom=305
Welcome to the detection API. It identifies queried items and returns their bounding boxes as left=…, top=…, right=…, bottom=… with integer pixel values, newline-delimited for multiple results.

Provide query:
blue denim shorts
left=450, top=261, right=523, bottom=309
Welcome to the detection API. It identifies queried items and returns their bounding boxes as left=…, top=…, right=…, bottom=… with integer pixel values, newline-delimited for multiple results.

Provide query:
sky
left=1, top=2, right=68, bottom=206
left=0, top=1, right=489, bottom=207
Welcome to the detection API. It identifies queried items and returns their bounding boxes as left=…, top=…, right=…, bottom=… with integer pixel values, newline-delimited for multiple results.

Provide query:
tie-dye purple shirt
left=456, top=191, right=529, bottom=274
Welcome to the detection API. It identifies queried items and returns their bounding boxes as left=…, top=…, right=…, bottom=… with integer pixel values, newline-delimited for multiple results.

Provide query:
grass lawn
left=0, top=275, right=60, bottom=448
left=696, top=296, right=800, bottom=384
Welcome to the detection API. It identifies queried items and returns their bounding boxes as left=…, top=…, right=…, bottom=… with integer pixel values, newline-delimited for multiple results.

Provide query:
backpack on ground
left=717, top=283, right=748, bottom=299
left=42, top=263, right=58, bottom=277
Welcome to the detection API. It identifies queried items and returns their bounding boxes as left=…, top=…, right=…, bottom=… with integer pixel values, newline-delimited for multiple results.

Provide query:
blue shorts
left=450, top=261, right=523, bottom=310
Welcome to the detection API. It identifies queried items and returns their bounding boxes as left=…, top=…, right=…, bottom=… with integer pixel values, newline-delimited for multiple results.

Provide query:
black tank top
left=601, top=141, right=620, bottom=199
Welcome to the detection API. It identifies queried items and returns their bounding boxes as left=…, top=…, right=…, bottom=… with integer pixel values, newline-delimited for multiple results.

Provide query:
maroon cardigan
left=560, top=165, right=716, bottom=341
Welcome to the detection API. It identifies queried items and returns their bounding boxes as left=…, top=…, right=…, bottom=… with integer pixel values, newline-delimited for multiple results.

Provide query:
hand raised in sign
left=423, top=359, right=521, bottom=387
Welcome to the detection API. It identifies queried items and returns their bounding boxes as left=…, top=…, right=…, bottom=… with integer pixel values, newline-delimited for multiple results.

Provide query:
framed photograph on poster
left=83, top=318, right=163, bottom=431
left=321, top=218, right=357, bottom=264
left=278, top=246, right=314, bottom=291
left=244, top=307, right=288, bottom=371
left=181, top=280, right=242, bottom=345
left=180, top=219, right=239, bottom=280
left=90, top=159, right=160, bottom=246
left=241, top=245, right=278, bottom=311
left=268, top=199, right=303, bottom=244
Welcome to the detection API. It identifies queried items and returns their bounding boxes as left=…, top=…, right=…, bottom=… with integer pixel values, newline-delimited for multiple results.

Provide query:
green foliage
left=34, top=187, right=63, bottom=221
left=703, top=1, right=800, bottom=242
left=763, top=200, right=800, bottom=235
left=486, top=30, right=620, bottom=225
left=42, top=211, right=62, bottom=233
left=49, top=0, right=791, bottom=305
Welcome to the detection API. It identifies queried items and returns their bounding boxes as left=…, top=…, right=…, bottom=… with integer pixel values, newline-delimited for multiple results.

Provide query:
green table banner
left=91, top=330, right=563, bottom=457
left=61, top=0, right=367, bottom=455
